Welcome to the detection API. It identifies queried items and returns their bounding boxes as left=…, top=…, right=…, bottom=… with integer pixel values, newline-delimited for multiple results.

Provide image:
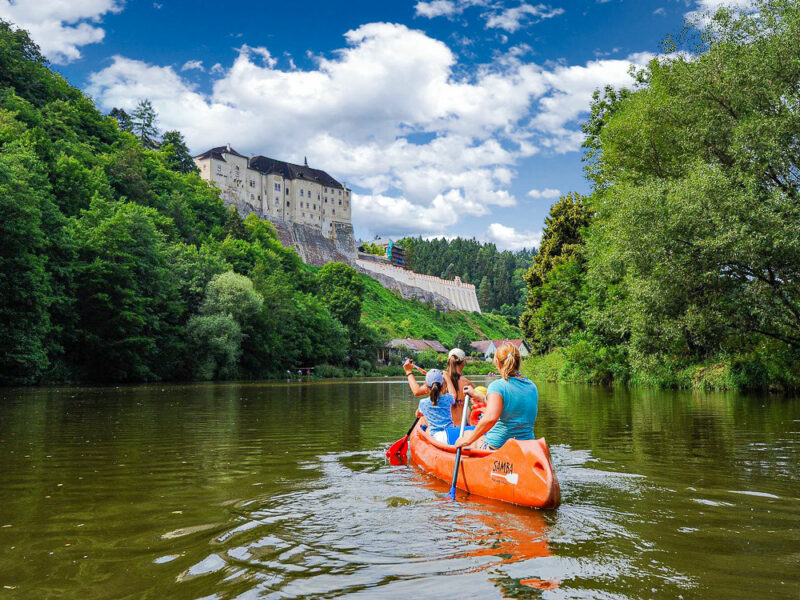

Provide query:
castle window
left=300, top=189, right=304, bottom=197
left=286, top=187, right=289, bottom=194
left=313, top=204, right=316, bottom=209
left=286, top=201, right=290, bottom=207
left=216, top=165, right=222, bottom=174
left=339, top=199, right=342, bottom=205
left=332, top=209, right=335, bottom=215
left=250, top=193, right=254, bottom=200
left=274, top=183, right=281, bottom=191
left=339, top=189, right=342, bottom=195
left=249, top=180, right=255, bottom=188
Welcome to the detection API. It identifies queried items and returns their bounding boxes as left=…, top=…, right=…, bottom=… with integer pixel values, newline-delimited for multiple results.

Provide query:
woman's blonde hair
left=495, top=342, right=521, bottom=380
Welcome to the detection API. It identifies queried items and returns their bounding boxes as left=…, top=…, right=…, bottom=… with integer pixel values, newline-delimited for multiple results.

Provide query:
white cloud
left=484, top=3, right=564, bottom=33
left=415, top=0, right=460, bottom=18
left=86, top=22, right=644, bottom=237
left=527, top=188, right=561, bottom=199
left=0, top=0, right=123, bottom=64
left=654, top=7, right=667, bottom=15
left=486, top=223, right=542, bottom=250
left=686, top=0, right=754, bottom=23
left=181, top=60, right=204, bottom=72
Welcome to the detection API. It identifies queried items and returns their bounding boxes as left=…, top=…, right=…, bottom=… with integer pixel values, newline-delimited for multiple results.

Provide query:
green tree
left=70, top=200, right=182, bottom=381
left=520, top=193, right=594, bottom=342
left=130, top=99, right=159, bottom=149
left=186, top=313, right=241, bottom=380
left=452, top=331, right=473, bottom=354
left=200, top=271, right=263, bottom=326
left=109, top=107, right=132, bottom=132
left=159, top=130, right=197, bottom=174
left=478, top=276, right=494, bottom=312
left=583, top=0, right=800, bottom=371
left=316, top=262, right=365, bottom=330
left=0, top=128, right=54, bottom=383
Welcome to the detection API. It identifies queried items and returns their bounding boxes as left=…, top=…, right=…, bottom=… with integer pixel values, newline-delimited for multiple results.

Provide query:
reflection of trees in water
left=533, top=383, right=797, bottom=479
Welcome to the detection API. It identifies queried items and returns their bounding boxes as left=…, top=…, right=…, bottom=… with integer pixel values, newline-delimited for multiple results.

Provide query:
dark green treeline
left=521, top=0, right=800, bottom=390
left=398, top=236, right=534, bottom=317
left=0, top=22, right=385, bottom=384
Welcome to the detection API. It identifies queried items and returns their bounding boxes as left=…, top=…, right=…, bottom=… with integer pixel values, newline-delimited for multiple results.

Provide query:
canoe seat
left=445, top=425, right=475, bottom=445
left=419, top=424, right=476, bottom=445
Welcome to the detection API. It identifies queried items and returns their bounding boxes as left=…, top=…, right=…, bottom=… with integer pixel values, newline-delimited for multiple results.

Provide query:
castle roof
left=194, top=145, right=248, bottom=161
left=249, top=155, right=344, bottom=188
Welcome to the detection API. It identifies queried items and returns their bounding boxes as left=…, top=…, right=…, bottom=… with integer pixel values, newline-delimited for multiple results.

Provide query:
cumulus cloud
left=86, top=23, right=645, bottom=236
left=484, top=3, right=564, bottom=33
left=527, top=188, right=561, bottom=199
left=486, top=223, right=542, bottom=250
left=0, top=0, right=123, bottom=64
left=181, top=60, right=204, bottom=72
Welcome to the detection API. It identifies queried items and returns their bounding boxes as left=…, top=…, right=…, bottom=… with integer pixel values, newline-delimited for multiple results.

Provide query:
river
left=0, top=379, right=798, bottom=598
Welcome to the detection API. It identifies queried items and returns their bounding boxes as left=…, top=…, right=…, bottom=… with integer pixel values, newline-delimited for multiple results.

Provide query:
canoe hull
left=408, top=423, right=561, bottom=509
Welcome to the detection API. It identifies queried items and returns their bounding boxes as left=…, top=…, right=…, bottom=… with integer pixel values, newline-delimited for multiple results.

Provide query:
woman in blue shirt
left=455, top=342, right=537, bottom=451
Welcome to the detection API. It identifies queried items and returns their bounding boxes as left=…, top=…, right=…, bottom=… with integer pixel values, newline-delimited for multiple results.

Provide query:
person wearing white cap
left=443, top=347, right=474, bottom=424
left=401, top=365, right=456, bottom=443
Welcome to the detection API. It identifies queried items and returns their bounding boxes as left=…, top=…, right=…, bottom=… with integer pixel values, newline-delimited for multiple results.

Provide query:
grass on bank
left=358, top=273, right=519, bottom=346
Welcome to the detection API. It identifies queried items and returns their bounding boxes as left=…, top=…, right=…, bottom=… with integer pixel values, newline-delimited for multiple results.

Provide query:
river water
left=0, top=379, right=798, bottom=599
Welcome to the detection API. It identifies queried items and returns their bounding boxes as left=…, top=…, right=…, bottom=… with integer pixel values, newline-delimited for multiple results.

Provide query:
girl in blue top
left=403, top=364, right=456, bottom=443
left=455, top=342, right=537, bottom=451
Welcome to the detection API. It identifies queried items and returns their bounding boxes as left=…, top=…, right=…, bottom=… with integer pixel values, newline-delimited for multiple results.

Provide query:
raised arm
left=403, top=359, right=430, bottom=397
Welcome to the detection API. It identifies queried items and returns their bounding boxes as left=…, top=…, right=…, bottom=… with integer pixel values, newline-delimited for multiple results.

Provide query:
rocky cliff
left=227, top=202, right=480, bottom=312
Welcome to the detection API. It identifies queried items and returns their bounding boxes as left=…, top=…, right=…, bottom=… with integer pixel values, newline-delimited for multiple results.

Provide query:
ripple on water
left=158, top=445, right=696, bottom=598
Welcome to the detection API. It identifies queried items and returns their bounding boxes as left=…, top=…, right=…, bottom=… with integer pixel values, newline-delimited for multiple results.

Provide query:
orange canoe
left=408, top=422, right=561, bottom=509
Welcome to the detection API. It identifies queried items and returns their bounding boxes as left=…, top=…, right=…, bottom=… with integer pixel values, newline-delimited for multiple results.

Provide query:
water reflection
left=0, top=381, right=798, bottom=598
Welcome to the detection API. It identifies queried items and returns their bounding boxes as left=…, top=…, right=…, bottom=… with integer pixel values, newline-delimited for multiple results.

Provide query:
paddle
left=385, top=361, right=429, bottom=460
left=448, top=389, right=471, bottom=500
left=386, top=416, right=420, bottom=458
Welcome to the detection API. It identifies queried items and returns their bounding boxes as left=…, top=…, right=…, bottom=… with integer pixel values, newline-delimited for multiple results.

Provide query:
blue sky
left=0, top=0, right=735, bottom=249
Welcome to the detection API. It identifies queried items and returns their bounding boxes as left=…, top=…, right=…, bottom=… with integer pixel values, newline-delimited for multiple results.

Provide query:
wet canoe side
left=408, top=422, right=561, bottom=509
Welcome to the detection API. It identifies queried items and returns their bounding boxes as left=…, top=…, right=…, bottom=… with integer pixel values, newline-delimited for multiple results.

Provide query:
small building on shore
left=380, top=338, right=448, bottom=364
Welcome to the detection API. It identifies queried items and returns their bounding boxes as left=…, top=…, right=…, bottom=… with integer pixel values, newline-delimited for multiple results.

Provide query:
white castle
left=194, top=144, right=351, bottom=239
left=194, top=144, right=481, bottom=313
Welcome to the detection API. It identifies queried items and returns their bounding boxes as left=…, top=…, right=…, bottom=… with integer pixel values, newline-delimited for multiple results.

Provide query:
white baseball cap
left=448, top=348, right=466, bottom=361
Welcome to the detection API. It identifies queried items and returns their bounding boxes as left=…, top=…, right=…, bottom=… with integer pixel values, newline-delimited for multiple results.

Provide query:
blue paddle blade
left=448, top=487, right=456, bottom=500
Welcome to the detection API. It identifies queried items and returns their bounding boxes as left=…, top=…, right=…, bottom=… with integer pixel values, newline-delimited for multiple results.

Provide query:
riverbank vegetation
left=0, top=22, right=518, bottom=385
left=521, top=0, right=800, bottom=391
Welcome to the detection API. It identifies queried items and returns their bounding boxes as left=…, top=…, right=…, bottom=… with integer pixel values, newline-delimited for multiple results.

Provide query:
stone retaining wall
left=226, top=202, right=480, bottom=312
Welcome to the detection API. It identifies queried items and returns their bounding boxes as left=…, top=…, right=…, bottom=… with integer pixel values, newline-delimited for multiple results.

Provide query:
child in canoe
left=402, top=364, right=456, bottom=443
left=468, top=385, right=488, bottom=425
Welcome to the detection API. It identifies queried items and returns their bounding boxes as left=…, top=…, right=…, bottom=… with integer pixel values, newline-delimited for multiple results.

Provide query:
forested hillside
left=522, top=0, right=800, bottom=390
left=0, top=22, right=509, bottom=385
left=397, top=236, right=534, bottom=316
